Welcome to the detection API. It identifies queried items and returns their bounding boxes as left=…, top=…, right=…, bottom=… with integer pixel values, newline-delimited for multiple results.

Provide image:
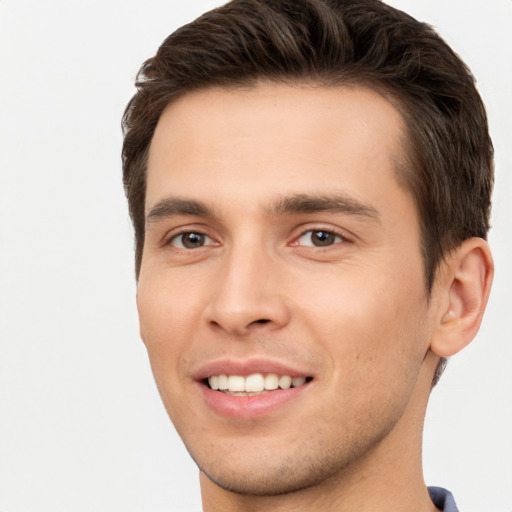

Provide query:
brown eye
left=297, top=230, right=342, bottom=247
left=171, top=232, right=209, bottom=249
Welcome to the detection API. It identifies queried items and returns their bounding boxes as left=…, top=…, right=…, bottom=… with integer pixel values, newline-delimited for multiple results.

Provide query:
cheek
left=306, top=275, right=430, bottom=434
left=138, top=264, right=206, bottom=334
left=136, top=278, right=200, bottom=424
left=137, top=276, right=196, bottom=379
left=298, top=263, right=429, bottom=382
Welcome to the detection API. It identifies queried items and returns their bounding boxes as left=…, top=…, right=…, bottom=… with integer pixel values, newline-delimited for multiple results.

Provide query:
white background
left=0, top=1, right=510, bottom=511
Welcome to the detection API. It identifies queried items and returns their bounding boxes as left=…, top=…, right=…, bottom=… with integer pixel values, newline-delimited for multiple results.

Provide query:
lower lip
left=198, top=383, right=310, bottom=419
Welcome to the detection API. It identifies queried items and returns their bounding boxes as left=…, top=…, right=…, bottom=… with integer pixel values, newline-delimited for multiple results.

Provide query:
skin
left=137, top=83, right=493, bottom=511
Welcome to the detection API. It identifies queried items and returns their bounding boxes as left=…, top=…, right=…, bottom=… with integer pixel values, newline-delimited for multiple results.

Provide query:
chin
left=191, top=435, right=368, bottom=498
left=200, top=461, right=332, bottom=497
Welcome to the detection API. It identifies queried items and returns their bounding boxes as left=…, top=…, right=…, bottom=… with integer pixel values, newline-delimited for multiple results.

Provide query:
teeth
left=279, top=375, right=292, bottom=389
left=228, top=375, right=245, bottom=392
left=264, top=373, right=279, bottom=390
left=209, top=375, right=219, bottom=390
left=207, top=373, right=309, bottom=393
left=218, top=374, right=228, bottom=390
left=291, top=376, right=306, bottom=387
left=245, top=373, right=265, bottom=392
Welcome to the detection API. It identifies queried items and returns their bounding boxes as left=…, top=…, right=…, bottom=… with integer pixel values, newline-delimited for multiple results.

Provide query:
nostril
left=253, top=319, right=270, bottom=324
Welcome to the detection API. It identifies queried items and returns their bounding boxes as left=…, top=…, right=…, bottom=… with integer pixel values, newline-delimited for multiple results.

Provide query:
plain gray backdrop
left=1, top=1, right=511, bottom=511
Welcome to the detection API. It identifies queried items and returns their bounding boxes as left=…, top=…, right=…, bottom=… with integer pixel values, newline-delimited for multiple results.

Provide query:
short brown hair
left=122, top=0, right=493, bottom=291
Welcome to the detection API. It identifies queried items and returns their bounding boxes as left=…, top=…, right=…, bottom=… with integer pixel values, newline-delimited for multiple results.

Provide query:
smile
left=207, top=373, right=310, bottom=395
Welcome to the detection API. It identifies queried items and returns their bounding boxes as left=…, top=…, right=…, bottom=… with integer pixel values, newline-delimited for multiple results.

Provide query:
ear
left=430, top=238, right=494, bottom=358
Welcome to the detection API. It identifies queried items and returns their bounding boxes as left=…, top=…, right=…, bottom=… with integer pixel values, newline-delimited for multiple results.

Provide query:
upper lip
left=193, top=358, right=313, bottom=381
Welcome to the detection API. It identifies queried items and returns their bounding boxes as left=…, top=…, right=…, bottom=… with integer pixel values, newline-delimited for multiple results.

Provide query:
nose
left=204, top=244, right=290, bottom=336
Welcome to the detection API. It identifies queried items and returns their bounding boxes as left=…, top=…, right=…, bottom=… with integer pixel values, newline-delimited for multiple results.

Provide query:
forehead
left=146, top=82, right=409, bottom=213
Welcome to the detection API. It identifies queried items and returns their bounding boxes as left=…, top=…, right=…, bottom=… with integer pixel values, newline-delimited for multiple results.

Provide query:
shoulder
left=428, top=486, right=459, bottom=512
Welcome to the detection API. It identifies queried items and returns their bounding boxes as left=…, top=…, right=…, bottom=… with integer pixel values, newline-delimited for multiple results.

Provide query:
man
left=122, top=1, right=494, bottom=510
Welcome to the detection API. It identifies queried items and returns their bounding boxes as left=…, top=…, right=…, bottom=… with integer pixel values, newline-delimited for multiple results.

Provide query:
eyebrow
left=146, top=197, right=213, bottom=223
left=145, top=192, right=380, bottom=224
left=266, top=193, right=380, bottom=222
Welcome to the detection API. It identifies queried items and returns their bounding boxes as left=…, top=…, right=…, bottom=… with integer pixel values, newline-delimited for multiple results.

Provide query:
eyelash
left=166, top=231, right=217, bottom=249
left=163, top=225, right=351, bottom=251
left=293, top=228, right=349, bottom=248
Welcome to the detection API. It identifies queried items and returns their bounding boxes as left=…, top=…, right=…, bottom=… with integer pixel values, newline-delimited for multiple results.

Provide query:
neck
left=200, top=350, right=441, bottom=512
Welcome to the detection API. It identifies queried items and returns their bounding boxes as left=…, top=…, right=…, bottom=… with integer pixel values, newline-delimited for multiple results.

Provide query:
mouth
left=204, top=373, right=314, bottom=396
left=194, top=359, right=315, bottom=418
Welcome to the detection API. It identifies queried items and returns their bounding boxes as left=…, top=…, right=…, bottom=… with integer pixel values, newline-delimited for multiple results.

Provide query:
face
left=138, top=83, right=434, bottom=495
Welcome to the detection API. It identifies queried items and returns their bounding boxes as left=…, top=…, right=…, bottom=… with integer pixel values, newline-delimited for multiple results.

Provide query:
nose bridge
left=206, top=235, right=289, bottom=334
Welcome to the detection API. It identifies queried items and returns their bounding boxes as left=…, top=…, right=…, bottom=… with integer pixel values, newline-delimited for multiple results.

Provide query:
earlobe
left=430, top=238, right=494, bottom=358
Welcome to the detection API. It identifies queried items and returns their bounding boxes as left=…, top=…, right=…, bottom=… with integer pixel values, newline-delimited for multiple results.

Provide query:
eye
left=296, top=230, right=343, bottom=247
left=170, top=232, right=215, bottom=249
